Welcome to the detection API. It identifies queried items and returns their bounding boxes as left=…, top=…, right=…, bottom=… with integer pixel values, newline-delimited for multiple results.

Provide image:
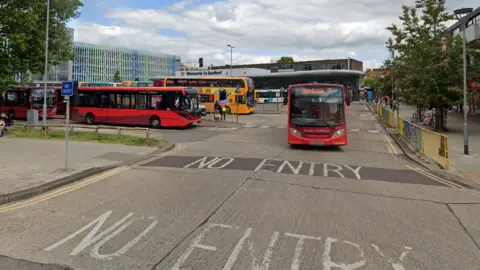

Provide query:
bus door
left=96, top=93, right=109, bottom=123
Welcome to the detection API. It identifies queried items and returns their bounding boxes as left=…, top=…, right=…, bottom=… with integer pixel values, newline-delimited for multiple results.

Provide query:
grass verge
left=6, top=127, right=168, bottom=147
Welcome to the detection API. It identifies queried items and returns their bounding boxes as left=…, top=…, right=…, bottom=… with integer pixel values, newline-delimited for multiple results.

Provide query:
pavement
left=392, top=101, right=480, bottom=186
left=1, top=102, right=479, bottom=269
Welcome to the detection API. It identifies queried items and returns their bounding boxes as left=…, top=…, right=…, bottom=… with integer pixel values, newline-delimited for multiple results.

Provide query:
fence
left=373, top=105, right=449, bottom=169
left=17, top=124, right=152, bottom=142
left=254, top=102, right=285, bottom=114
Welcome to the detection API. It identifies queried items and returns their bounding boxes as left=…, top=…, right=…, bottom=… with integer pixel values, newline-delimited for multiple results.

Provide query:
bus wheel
left=85, top=113, right=95, bottom=125
left=225, top=107, right=232, bottom=115
left=149, top=116, right=161, bottom=128
left=8, top=110, right=15, bottom=120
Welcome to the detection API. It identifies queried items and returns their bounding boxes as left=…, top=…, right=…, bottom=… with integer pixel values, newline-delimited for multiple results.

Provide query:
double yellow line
left=375, top=123, right=480, bottom=196
left=0, top=143, right=185, bottom=214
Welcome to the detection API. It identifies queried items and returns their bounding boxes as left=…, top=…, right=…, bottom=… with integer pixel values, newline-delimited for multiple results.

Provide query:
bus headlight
left=332, top=129, right=345, bottom=138
left=290, top=128, right=302, bottom=137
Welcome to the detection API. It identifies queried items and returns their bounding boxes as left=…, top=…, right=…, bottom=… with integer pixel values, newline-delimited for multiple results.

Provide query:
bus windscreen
left=289, top=86, right=345, bottom=127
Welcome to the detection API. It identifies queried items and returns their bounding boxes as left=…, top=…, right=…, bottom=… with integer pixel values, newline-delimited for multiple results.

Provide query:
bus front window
left=289, top=87, right=344, bottom=127
left=32, top=89, right=56, bottom=109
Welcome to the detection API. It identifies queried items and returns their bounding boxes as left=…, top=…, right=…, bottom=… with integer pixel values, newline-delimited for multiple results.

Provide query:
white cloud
left=72, top=0, right=479, bottom=70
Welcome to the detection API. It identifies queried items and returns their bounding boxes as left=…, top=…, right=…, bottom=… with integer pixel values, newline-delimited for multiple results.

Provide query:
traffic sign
left=61, top=81, right=74, bottom=97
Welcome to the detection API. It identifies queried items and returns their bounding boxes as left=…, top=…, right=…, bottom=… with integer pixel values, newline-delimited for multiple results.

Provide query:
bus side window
left=108, top=94, right=115, bottom=108
left=100, top=95, right=108, bottom=108
left=116, top=94, right=122, bottom=108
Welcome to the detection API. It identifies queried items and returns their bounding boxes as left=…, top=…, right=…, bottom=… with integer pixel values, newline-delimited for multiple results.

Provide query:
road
left=1, top=102, right=480, bottom=269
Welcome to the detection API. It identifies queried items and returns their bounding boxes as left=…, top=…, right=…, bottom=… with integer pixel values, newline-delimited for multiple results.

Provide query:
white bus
left=255, top=89, right=284, bottom=103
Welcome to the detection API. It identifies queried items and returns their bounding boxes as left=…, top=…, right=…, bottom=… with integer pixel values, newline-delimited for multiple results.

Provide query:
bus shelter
left=250, top=70, right=365, bottom=101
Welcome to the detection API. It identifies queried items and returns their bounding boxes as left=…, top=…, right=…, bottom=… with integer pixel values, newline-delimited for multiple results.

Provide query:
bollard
left=95, top=127, right=99, bottom=133
left=146, top=128, right=150, bottom=143
left=44, top=126, right=49, bottom=136
left=23, top=125, right=28, bottom=132
left=117, top=128, right=121, bottom=137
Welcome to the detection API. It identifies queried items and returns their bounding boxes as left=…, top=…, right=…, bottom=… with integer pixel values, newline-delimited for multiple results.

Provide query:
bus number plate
left=310, top=141, right=325, bottom=146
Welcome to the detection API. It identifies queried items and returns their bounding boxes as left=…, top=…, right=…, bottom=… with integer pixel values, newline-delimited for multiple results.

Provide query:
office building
left=73, top=42, right=177, bottom=82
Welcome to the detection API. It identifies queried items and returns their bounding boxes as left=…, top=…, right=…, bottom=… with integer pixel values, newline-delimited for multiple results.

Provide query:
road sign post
left=276, top=91, right=281, bottom=112
left=61, top=81, right=74, bottom=170
left=235, top=85, right=240, bottom=122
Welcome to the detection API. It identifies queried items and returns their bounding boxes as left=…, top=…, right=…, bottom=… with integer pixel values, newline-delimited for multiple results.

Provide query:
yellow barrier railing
left=398, top=116, right=404, bottom=136
left=373, top=104, right=450, bottom=170
left=388, top=111, right=394, bottom=127
left=421, top=129, right=449, bottom=169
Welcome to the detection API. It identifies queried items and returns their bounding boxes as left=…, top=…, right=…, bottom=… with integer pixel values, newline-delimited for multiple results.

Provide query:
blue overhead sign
left=61, top=81, right=74, bottom=97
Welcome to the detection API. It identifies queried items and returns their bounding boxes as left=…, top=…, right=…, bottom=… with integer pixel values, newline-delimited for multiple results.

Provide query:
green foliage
left=276, top=56, right=294, bottom=64
left=134, top=77, right=140, bottom=81
left=386, top=0, right=464, bottom=130
left=363, top=76, right=378, bottom=89
left=0, top=0, right=83, bottom=89
left=113, top=69, right=122, bottom=83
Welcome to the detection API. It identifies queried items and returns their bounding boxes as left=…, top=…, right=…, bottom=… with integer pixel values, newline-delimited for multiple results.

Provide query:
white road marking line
left=349, top=129, right=360, bottom=132
left=368, top=130, right=380, bottom=133
left=259, top=126, right=270, bottom=128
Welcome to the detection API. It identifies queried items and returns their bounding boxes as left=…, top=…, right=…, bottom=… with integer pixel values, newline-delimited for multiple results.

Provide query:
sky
left=68, top=0, right=478, bottom=71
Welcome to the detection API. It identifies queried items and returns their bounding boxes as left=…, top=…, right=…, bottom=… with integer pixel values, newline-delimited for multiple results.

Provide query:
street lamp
left=43, top=0, right=51, bottom=126
left=454, top=7, right=473, bottom=155
left=227, top=44, right=234, bottom=77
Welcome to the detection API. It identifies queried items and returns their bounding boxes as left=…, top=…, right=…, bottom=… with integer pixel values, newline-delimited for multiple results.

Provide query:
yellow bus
left=121, top=81, right=154, bottom=87
left=153, top=77, right=256, bottom=114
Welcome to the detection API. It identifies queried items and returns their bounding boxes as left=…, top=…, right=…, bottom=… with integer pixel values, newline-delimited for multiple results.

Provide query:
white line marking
left=349, top=129, right=360, bottom=132
left=259, top=126, right=270, bottom=128
left=90, top=217, right=158, bottom=260
left=172, top=223, right=233, bottom=270
left=285, top=233, right=322, bottom=270
left=223, top=228, right=253, bottom=270
left=323, top=164, right=345, bottom=178
left=368, top=130, right=380, bottom=133
left=248, top=231, right=279, bottom=270
left=344, top=165, right=362, bottom=180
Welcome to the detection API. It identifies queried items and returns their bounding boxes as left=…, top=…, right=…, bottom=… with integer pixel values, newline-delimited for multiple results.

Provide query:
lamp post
left=454, top=7, right=473, bottom=155
left=43, top=0, right=50, bottom=126
left=227, top=44, right=234, bottom=77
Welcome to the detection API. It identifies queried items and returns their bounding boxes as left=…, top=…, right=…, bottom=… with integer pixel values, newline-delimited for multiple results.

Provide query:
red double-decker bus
left=287, top=83, right=350, bottom=146
left=71, top=86, right=202, bottom=128
left=0, top=86, right=57, bottom=119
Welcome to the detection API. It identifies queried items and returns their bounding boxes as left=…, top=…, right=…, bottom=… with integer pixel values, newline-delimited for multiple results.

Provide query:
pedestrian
left=0, top=112, right=8, bottom=137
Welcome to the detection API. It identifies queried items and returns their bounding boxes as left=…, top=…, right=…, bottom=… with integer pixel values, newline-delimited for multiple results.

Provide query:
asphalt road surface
left=1, top=102, right=480, bottom=270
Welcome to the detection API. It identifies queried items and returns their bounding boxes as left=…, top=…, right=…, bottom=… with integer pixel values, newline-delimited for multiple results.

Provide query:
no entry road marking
left=141, top=155, right=446, bottom=186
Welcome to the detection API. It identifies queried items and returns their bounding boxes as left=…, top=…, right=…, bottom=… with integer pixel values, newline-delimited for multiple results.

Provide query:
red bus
left=287, top=83, right=350, bottom=146
left=0, top=86, right=57, bottom=119
left=71, top=86, right=202, bottom=128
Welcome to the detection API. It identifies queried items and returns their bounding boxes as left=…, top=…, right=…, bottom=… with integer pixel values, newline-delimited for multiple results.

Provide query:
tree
left=386, top=0, right=458, bottom=131
left=363, top=76, right=378, bottom=89
left=276, top=56, right=294, bottom=64
left=0, top=0, right=83, bottom=90
left=134, top=77, right=140, bottom=81
left=113, top=69, right=122, bottom=83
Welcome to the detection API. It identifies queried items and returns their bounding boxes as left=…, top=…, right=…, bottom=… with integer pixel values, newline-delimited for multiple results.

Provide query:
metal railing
left=373, top=105, right=450, bottom=169
left=17, top=124, right=152, bottom=141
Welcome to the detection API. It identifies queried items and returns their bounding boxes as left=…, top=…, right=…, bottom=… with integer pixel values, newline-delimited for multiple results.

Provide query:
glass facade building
left=73, top=42, right=177, bottom=82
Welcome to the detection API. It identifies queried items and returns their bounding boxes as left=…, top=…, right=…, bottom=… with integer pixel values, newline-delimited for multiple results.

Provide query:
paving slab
left=0, top=138, right=156, bottom=198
